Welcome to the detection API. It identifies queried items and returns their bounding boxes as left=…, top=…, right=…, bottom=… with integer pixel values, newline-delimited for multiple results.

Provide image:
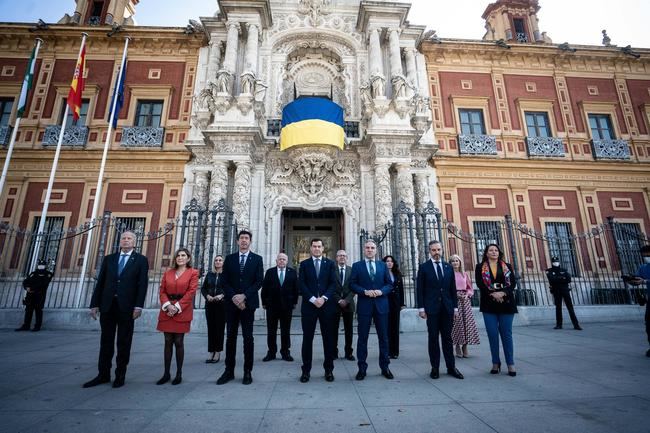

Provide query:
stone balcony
left=458, top=134, right=497, bottom=155
left=42, top=125, right=88, bottom=147
left=120, top=126, right=164, bottom=147
left=591, top=139, right=631, bottom=160
left=525, top=136, right=565, bottom=157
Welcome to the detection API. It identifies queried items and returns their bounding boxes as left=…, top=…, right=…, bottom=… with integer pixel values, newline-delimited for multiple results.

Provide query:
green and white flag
left=16, top=45, right=37, bottom=118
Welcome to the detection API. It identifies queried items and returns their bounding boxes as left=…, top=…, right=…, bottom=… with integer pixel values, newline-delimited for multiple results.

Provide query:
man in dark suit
left=332, top=249, right=355, bottom=361
left=350, top=240, right=394, bottom=380
left=83, top=231, right=149, bottom=388
left=416, top=240, right=463, bottom=380
left=261, top=252, right=299, bottom=362
left=217, top=230, right=264, bottom=385
left=299, top=238, right=337, bottom=383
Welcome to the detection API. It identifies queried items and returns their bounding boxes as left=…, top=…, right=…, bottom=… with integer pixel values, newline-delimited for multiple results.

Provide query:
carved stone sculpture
left=370, top=74, right=385, bottom=99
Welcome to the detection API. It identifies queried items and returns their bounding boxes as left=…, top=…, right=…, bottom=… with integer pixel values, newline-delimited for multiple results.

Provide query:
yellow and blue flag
left=280, top=97, right=345, bottom=151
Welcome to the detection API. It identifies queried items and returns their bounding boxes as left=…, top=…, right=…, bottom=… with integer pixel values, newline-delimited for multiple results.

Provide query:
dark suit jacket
left=90, top=251, right=149, bottom=313
left=219, top=251, right=264, bottom=310
left=475, top=261, right=518, bottom=314
left=388, top=273, right=405, bottom=310
left=261, top=266, right=299, bottom=311
left=333, top=265, right=355, bottom=313
left=350, top=259, right=393, bottom=315
left=298, top=256, right=336, bottom=315
left=416, top=259, right=457, bottom=316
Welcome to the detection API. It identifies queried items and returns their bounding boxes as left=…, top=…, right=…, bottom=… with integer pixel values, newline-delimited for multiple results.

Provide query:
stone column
left=209, top=160, right=229, bottom=208
left=222, top=22, right=241, bottom=73
left=395, top=163, right=415, bottom=211
left=245, top=23, right=259, bottom=74
left=72, top=0, right=85, bottom=23
left=193, top=170, right=210, bottom=210
left=404, top=48, right=417, bottom=96
left=414, top=173, right=431, bottom=210
left=374, top=163, right=392, bottom=229
left=368, top=28, right=382, bottom=77
left=388, top=29, right=403, bottom=77
left=232, top=161, right=252, bottom=229
left=206, top=39, right=222, bottom=83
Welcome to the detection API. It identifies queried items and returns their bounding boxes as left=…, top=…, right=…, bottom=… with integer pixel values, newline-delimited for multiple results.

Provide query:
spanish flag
left=67, top=42, right=87, bottom=121
left=280, top=97, right=345, bottom=151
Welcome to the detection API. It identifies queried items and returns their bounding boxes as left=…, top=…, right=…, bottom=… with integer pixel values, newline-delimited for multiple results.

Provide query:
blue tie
left=239, top=254, right=246, bottom=273
left=118, top=254, right=128, bottom=274
left=368, top=260, right=375, bottom=280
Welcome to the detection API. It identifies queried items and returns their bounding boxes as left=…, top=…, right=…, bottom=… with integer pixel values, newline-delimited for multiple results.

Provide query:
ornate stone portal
left=184, top=0, right=436, bottom=265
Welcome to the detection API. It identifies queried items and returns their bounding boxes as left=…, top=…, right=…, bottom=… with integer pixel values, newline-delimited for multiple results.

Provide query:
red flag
left=67, top=42, right=86, bottom=121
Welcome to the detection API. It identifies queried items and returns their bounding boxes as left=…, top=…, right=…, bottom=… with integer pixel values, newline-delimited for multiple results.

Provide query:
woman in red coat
left=156, top=248, right=198, bottom=385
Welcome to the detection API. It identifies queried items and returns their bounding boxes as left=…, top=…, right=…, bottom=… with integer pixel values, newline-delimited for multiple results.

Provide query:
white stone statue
left=370, top=74, right=385, bottom=99
left=216, top=70, right=232, bottom=94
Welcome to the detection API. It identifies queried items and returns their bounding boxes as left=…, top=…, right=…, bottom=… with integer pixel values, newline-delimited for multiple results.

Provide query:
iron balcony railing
left=458, top=134, right=497, bottom=155
left=526, top=136, right=565, bottom=157
left=42, top=125, right=88, bottom=147
left=121, top=126, right=165, bottom=147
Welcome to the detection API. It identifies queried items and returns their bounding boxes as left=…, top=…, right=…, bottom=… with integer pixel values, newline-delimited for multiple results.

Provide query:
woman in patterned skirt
left=449, top=254, right=480, bottom=358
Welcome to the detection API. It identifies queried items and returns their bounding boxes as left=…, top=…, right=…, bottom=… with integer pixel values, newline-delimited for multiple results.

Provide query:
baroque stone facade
left=185, top=0, right=436, bottom=264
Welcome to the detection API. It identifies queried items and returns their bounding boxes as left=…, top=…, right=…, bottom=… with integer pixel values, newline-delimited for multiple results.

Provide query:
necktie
left=368, top=260, right=375, bottom=280
left=339, top=267, right=344, bottom=283
left=279, top=268, right=285, bottom=285
left=118, top=254, right=128, bottom=274
left=435, top=261, right=443, bottom=280
left=239, top=254, right=246, bottom=273
left=315, top=258, right=321, bottom=278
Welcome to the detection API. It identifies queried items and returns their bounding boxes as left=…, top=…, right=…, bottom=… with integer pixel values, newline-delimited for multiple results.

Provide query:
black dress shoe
left=381, top=369, right=394, bottom=379
left=355, top=370, right=366, bottom=380
left=83, top=375, right=110, bottom=388
left=281, top=354, right=294, bottom=362
left=242, top=370, right=253, bottom=385
left=430, top=368, right=439, bottom=379
left=31, top=327, right=41, bottom=332
left=14, top=325, right=29, bottom=331
left=262, top=353, right=276, bottom=362
left=324, top=371, right=334, bottom=382
left=646, top=348, right=650, bottom=357
left=112, top=376, right=125, bottom=388
left=389, top=355, right=399, bottom=359
left=299, top=372, right=310, bottom=383
left=574, top=325, right=583, bottom=330
left=216, top=370, right=235, bottom=385
left=345, top=354, right=356, bottom=361
left=553, top=325, right=562, bottom=329
left=156, top=373, right=171, bottom=385
left=172, top=374, right=182, bottom=385
left=447, top=368, right=464, bottom=379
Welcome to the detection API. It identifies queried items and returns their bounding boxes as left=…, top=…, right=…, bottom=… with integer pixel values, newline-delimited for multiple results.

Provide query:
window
left=459, top=109, right=486, bottom=135
left=111, top=217, right=146, bottom=253
left=612, top=222, right=645, bottom=275
left=513, top=18, right=527, bottom=42
left=60, top=98, right=89, bottom=127
left=135, top=100, right=163, bottom=127
left=473, top=221, right=503, bottom=263
left=25, top=216, right=65, bottom=273
left=525, top=112, right=551, bottom=138
left=0, top=97, right=13, bottom=125
left=588, top=114, right=614, bottom=140
left=545, top=222, right=579, bottom=277
left=88, top=1, right=104, bottom=25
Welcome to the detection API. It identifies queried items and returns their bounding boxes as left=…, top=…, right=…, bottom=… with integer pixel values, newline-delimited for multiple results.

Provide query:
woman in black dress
left=201, top=255, right=226, bottom=363
left=383, top=255, right=405, bottom=359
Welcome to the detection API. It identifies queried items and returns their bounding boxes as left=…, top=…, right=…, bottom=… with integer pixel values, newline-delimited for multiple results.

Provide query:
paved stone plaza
left=0, top=320, right=648, bottom=433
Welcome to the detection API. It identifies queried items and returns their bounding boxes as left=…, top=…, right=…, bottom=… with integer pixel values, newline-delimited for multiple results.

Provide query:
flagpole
left=29, top=33, right=88, bottom=273
left=0, top=38, right=43, bottom=199
left=75, top=36, right=129, bottom=308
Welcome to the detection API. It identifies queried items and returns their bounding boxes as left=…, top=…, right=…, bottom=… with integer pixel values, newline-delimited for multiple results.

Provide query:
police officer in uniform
left=16, top=259, right=53, bottom=332
left=546, top=256, right=582, bottom=330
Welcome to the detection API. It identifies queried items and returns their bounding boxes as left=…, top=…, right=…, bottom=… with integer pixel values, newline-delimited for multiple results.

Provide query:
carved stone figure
left=240, top=72, right=255, bottom=95
left=391, top=74, right=410, bottom=99
left=370, top=74, right=385, bottom=99
left=216, top=70, right=232, bottom=94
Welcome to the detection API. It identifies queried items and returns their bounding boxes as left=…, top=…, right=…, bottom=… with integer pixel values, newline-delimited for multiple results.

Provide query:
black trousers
left=301, top=309, right=335, bottom=373
left=553, top=290, right=579, bottom=327
left=332, top=308, right=354, bottom=357
left=98, top=298, right=135, bottom=378
left=645, top=303, right=650, bottom=346
left=387, top=303, right=400, bottom=357
left=426, top=308, right=455, bottom=370
left=205, top=300, right=226, bottom=353
left=224, top=306, right=255, bottom=372
left=23, top=291, right=46, bottom=328
left=266, top=306, right=293, bottom=356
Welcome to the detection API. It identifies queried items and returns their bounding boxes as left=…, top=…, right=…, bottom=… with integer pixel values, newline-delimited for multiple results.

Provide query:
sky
left=0, top=0, right=648, bottom=48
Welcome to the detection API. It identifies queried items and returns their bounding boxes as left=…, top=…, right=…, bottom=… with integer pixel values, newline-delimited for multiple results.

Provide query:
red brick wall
left=503, top=74, right=564, bottom=132
left=626, top=79, right=650, bottom=135
left=596, top=191, right=650, bottom=232
left=0, top=57, right=43, bottom=116
left=19, top=182, right=85, bottom=228
left=438, top=72, right=499, bottom=130
left=104, top=183, right=164, bottom=230
left=565, top=77, right=626, bottom=134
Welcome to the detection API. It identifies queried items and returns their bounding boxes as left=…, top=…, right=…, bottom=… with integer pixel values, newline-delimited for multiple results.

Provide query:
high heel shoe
left=490, top=363, right=501, bottom=374
left=172, top=374, right=182, bottom=385
left=507, top=367, right=517, bottom=377
left=455, top=346, right=462, bottom=358
left=156, top=373, right=170, bottom=385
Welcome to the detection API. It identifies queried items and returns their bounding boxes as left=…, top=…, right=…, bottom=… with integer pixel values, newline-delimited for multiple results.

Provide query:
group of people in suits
left=80, top=229, right=524, bottom=389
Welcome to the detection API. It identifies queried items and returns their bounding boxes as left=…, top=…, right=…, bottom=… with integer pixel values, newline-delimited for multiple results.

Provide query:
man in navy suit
left=217, top=230, right=264, bottom=385
left=261, top=252, right=299, bottom=362
left=416, top=240, right=464, bottom=380
left=83, top=231, right=149, bottom=388
left=350, top=240, right=394, bottom=380
left=299, top=238, right=337, bottom=383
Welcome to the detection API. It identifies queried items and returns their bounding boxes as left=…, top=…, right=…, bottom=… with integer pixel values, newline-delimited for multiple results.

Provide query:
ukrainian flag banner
left=280, top=97, right=345, bottom=151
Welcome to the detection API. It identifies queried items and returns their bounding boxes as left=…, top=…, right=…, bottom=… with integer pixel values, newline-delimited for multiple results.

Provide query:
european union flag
left=111, top=62, right=127, bottom=128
